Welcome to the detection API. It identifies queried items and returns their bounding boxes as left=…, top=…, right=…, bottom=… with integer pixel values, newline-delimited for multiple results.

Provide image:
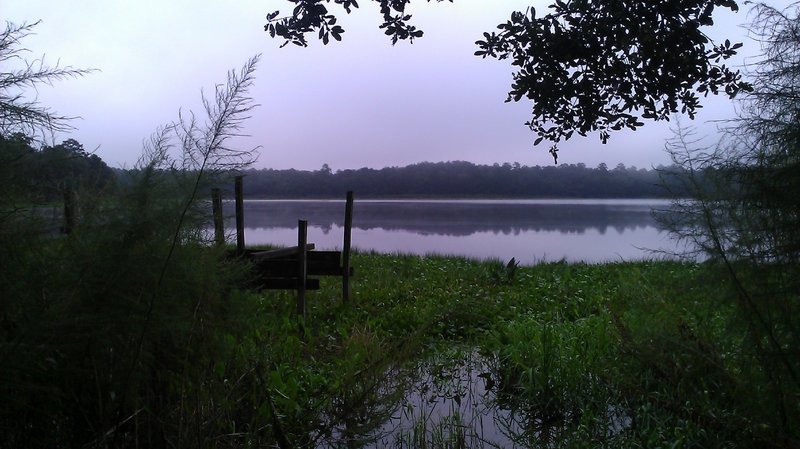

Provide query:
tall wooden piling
left=211, top=188, right=224, bottom=246
left=342, top=191, right=354, bottom=303
left=296, top=220, right=308, bottom=319
left=235, top=176, right=245, bottom=256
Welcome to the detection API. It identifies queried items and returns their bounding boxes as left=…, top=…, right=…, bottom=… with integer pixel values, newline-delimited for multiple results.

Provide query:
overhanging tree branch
left=264, top=0, right=751, bottom=162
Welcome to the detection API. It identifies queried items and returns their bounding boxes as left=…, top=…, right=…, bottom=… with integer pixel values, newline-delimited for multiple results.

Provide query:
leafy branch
left=475, top=1, right=751, bottom=160
left=263, top=0, right=752, bottom=163
left=264, top=0, right=452, bottom=47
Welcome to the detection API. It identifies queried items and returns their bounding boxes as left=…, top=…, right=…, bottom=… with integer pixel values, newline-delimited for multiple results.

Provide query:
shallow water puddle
left=366, top=349, right=523, bottom=449
left=360, top=348, right=631, bottom=448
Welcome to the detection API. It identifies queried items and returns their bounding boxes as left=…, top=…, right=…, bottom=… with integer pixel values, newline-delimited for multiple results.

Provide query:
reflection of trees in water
left=226, top=201, right=663, bottom=237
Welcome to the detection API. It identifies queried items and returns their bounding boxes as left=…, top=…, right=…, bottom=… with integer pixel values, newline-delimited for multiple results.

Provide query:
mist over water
left=221, top=199, right=682, bottom=264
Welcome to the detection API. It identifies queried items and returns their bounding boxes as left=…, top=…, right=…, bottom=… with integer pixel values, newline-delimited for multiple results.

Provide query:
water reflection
left=366, top=348, right=630, bottom=448
left=369, top=348, right=520, bottom=448
left=223, top=199, right=679, bottom=264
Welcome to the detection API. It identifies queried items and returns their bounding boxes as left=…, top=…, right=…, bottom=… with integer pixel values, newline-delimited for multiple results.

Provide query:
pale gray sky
left=4, top=0, right=768, bottom=170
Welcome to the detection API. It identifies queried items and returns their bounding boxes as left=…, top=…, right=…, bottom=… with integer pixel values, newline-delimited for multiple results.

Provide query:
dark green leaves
left=476, top=1, right=751, bottom=155
left=265, top=0, right=451, bottom=47
left=264, top=0, right=751, bottom=163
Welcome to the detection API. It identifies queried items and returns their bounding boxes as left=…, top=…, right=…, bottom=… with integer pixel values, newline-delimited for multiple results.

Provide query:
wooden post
left=63, top=189, right=76, bottom=235
left=296, top=220, right=308, bottom=319
left=211, top=188, right=224, bottom=246
left=342, top=191, right=354, bottom=303
left=235, top=176, right=245, bottom=256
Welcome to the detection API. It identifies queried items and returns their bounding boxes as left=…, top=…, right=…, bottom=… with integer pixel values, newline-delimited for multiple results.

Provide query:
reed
left=1, top=238, right=795, bottom=447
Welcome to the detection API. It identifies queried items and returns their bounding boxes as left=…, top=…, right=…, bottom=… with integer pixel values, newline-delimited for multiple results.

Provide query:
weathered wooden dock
left=213, top=177, right=354, bottom=318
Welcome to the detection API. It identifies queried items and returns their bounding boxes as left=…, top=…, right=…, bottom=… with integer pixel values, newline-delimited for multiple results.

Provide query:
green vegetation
left=2, top=4, right=798, bottom=447
left=3, top=241, right=797, bottom=447
left=657, top=5, right=800, bottom=442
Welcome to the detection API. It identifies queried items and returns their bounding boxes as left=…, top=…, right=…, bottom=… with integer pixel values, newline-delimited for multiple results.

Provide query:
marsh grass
left=1, top=233, right=795, bottom=448
left=298, top=255, right=794, bottom=448
left=373, top=346, right=507, bottom=449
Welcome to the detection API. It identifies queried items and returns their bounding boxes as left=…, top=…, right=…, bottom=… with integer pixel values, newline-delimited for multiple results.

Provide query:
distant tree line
left=0, top=133, right=115, bottom=203
left=239, top=161, right=686, bottom=198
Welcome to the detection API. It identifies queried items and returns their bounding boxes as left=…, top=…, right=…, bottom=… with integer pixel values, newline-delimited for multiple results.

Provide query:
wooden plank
left=256, top=258, right=353, bottom=278
left=309, top=264, right=355, bottom=277
left=250, top=244, right=315, bottom=261
left=307, top=250, right=341, bottom=263
left=254, top=259, right=297, bottom=277
left=258, top=260, right=338, bottom=277
left=260, top=249, right=335, bottom=263
left=260, top=278, right=320, bottom=290
left=307, top=262, right=344, bottom=276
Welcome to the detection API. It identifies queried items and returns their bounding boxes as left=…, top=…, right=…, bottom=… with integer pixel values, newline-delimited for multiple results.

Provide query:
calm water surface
left=224, top=199, right=681, bottom=264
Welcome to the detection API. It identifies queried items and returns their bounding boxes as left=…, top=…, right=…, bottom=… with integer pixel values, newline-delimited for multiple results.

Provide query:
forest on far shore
left=1, top=130, right=683, bottom=201
left=235, top=161, right=683, bottom=198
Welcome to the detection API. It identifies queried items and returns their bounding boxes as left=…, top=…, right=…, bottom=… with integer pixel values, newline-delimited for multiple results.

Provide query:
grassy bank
left=2, top=247, right=796, bottom=448
left=222, top=252, right=793, bottom=448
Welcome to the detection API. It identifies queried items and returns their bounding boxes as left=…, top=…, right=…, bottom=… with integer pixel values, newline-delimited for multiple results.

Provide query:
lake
left=224, top=199, right=682, bottom=264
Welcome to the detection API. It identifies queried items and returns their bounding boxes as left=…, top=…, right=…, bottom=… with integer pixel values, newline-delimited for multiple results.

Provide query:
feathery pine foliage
left=659, top=1, right=800, bottom=440
left=0, top=21, right=94, bottom=142
left=0, top=55, right=261, bottom=448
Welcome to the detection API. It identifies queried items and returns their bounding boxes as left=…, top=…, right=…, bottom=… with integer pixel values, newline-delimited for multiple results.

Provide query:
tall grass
left=2, top=217, right=795, bottom=447
left=0, top=56, right=262, bottom=448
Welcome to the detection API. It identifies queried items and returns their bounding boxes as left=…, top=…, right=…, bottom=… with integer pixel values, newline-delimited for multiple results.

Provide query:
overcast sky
left=5, top=0, right=770, bottom=171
